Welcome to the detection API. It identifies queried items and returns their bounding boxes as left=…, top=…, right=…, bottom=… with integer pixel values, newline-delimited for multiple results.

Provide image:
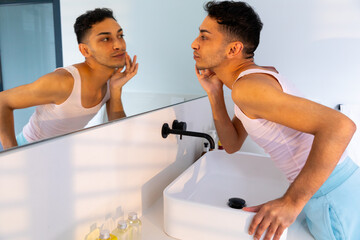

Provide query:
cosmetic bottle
left=97, top=229, right=117, bottom=240
left=112, top=220, right=130, bottom=240
left=127, top=212, right=142, bottom=240
left=85, top=225, right=100, bottom=240
left=218, top=140, right=224, bottom=150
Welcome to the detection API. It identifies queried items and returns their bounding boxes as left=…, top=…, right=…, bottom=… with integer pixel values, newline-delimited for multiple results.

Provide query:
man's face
left=84, top=18, right=126, bottom=69
left=191, top=16, right=228, bottom=70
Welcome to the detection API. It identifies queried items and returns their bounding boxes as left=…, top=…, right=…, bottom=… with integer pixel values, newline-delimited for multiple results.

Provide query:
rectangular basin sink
left=164, top=151, right=290, bottom=240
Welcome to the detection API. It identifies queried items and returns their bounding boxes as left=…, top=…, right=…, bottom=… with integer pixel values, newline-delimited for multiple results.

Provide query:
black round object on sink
left=228, top=197, right=246, bottom=209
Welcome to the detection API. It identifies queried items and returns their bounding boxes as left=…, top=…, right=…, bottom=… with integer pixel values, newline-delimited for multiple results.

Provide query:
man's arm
left=106, top=53, right=138, bottom=121
left=195, top=67, right=248, bottom=153
left=106, top=87, right=126, bottom=121
left=233, top=74, right=356, bottom=240
left=0, top=70, right=73, bottom=149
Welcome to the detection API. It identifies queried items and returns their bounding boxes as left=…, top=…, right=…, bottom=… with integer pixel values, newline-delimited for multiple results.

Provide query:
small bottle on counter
left=127, top=212, right=142, bottom=240
left=218, top=140, right=224, bottom=150
left=85, top=224, right=100, bottom=240
left=112, top=220, right=130, bottom=240
left=97, top=229, right=117, bottom=240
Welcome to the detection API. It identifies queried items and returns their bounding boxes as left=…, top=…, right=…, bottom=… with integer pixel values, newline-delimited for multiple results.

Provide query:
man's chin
left=110, top=59, right=126, bottom=69
left=110, top=62, right=125, bottom=69
left=195, top=63, right=207, bottom=70
left=115, top=64, right=125, bottom=69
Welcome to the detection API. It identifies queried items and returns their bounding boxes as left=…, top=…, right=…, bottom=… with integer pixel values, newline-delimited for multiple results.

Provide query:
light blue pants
left=304, top=156, right=360, bottom=240
left=16, top=131, right=29, bottom=146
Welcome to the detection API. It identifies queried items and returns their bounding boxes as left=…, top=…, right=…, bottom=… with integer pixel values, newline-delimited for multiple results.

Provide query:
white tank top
left=233, top=69, right=346, bottom=182
left=23, top=65, right=110, bottom=142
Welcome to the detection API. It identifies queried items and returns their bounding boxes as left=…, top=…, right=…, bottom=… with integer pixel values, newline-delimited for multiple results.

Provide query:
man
left=0, top=8, right=138, bottom=150
left=192, top=1, right=359, bottom=240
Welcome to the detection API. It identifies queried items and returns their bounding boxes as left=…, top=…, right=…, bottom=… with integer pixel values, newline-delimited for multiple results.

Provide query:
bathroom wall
left=0, top=97, right=220, bottom=240
left=245, top=0, right=360, bottom=107
left=60, top=0, right=360, bottom=120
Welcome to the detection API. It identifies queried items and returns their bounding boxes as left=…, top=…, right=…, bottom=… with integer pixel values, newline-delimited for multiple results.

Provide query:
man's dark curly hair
left=74, top=8, right=116, bottom=44
left=205, top=1, right=263, bottom=58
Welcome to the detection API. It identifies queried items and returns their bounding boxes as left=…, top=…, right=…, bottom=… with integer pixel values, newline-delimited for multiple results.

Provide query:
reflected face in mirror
left=82, top=18, right=127, bottom=69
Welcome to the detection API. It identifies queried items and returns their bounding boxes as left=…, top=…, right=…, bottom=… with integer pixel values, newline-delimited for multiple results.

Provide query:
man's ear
left=79, top=43, right=91, bottom=57
left=227, top=42, right=244, bottom=58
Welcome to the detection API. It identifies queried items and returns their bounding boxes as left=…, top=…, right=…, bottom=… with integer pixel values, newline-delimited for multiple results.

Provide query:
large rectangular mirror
left=1, top=0, right=360, bottom=153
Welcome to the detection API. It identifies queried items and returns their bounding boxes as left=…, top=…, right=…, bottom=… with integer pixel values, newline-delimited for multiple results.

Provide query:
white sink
left=163, top=151, right=290, bottom=240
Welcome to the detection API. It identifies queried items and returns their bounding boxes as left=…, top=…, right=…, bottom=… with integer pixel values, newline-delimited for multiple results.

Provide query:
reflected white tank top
left=233, top=69, right=345, bottom=182
left=23, top=65, right=110, bottom=142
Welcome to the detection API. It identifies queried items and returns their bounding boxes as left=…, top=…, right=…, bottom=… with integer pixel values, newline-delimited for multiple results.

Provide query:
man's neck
left=80, top=60, right=116, bottom=89
left=213, top=59, right=256, bottom=89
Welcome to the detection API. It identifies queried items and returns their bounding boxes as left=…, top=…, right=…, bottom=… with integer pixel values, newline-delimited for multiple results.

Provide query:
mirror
left=0, top=0, right=209, bottom=152
left=2, top=0, right=360, bottom=152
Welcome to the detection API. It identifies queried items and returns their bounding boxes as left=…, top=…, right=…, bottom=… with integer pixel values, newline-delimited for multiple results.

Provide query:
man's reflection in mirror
left=0, top=8, right=138, bottom=150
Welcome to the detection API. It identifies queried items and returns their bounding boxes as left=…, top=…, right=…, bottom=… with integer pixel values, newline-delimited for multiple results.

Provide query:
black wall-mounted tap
left=162, top=120, right=215, bottom=150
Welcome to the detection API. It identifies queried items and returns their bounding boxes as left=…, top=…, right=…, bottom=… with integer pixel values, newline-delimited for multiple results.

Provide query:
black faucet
left=161, top=120, right=215, bottom=150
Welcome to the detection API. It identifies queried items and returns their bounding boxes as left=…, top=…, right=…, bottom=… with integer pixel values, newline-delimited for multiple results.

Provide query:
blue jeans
left=304, top=156, right=360, bottom=240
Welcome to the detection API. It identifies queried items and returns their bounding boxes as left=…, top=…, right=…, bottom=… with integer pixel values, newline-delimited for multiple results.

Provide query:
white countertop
left=142, top=197, right=314, bottom=240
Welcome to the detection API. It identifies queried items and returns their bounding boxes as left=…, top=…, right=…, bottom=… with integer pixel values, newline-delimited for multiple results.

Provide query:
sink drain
left=228, top=197, right=246, bottom=209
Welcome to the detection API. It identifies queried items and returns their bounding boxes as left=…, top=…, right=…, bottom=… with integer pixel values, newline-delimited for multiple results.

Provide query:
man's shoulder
left=232, top=74, right=269, bottom=94
left=52, top=67, right=74, bottom=79
left=35, top=67, right=74, bottom=94
left=231, top=72, right=283, bottom=104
